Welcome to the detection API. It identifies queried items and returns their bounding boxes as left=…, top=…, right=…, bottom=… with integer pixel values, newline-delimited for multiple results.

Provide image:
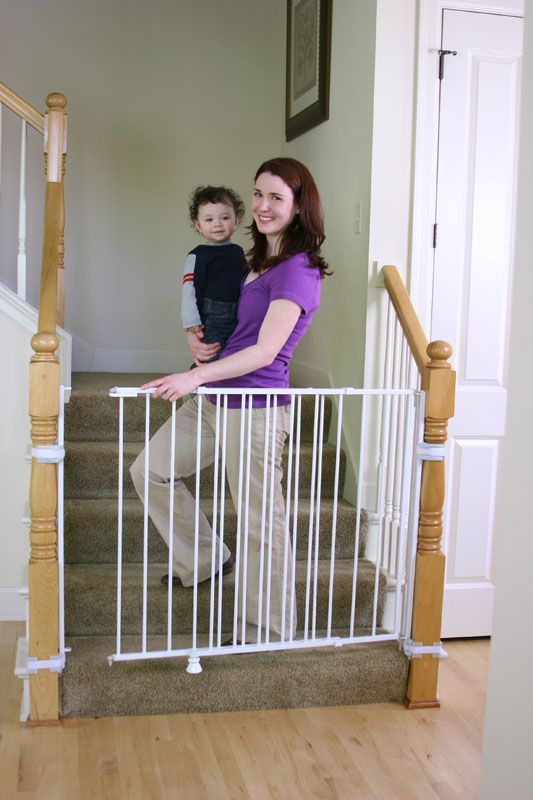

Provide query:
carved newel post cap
left=427, top=340, right=452, bottom=367
left=46, top=92, right=67, bottom=111
left=31, top=332, right=59, bottom=355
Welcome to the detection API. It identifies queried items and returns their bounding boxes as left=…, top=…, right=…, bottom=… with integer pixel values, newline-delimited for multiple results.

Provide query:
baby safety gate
left=107, top=384, right=425, bottom=674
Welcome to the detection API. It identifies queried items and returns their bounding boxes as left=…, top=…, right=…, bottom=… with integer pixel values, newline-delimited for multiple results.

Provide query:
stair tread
left=65, top=439, right=340, bottom=456
left=61, top=632, right=408, bottom=718
left=65, top=496, right=358, bottom=513
left=65, top=558, right=376, bottom=585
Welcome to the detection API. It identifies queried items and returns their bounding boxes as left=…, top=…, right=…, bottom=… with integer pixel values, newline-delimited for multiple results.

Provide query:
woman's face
left=251, top=172, right=299, bottom=253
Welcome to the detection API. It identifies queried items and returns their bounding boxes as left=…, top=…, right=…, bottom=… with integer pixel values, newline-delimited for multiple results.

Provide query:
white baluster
left=17, top=119, right=27, bottom=300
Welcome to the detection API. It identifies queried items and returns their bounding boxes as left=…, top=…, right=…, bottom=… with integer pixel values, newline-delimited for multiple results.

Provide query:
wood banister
left=382, top=267, right=456, bottom=710
left=27, top=92, right=67, bottom=724
left=0, top=81, right=44, bottom=133
left=382, top=265, right=429, bottom=376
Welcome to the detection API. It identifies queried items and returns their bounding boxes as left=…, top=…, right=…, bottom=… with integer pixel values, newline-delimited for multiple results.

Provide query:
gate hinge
left=416, top=442, right=445, bottom=461
left=439, top=49, right=457, bottom=80
left=27, top=653, right=66, bottom=674
left=31, top=445, right=65, bottom=464
left=402, top=639, right=448, bottom=660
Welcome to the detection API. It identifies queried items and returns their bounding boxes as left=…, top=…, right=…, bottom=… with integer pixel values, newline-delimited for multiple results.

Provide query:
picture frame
left=285, top=0, right=332, bottom=142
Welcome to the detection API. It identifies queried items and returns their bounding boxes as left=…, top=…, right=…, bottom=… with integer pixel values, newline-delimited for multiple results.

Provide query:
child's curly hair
left=188, top=185, right=245, bottom=227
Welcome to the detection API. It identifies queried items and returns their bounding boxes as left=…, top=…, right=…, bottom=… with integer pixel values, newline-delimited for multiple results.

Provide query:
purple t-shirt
left=206, top=252, right=321, bottom=407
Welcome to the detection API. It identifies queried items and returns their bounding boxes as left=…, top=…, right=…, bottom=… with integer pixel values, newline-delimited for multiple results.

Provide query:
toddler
left=181, top=185, right=246, bottom=359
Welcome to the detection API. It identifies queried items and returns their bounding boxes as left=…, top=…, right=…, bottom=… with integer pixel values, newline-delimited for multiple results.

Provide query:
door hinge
left=432, top=223, right=438, bottom=249
left=439, top=49, right=457, bottom=80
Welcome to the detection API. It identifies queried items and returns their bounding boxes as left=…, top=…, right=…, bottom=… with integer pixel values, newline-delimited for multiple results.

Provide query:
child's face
left=194, top=202, right=237, bottom=244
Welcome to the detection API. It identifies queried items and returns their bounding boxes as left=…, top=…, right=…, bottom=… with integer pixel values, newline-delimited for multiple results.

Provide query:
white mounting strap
left=416, top=442, right=445, bottom=461
left=27, top=653, right=66, bottom=674
left=31, top=445, right=65, bottom=464
left=402, top=639, right=448, bottom=659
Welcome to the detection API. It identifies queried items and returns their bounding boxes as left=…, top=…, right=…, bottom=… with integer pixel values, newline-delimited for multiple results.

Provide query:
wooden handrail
left=382, top=265, right=456, bottom=710
left=27, top=92, right=67, bottom=724
left=0, top=81, right=44, bottom=133
left=382, top=265, right=429, bottom=377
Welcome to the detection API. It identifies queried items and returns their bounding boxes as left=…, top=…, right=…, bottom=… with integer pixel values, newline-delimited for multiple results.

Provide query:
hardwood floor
left=0, top=622, right=489, bottom=799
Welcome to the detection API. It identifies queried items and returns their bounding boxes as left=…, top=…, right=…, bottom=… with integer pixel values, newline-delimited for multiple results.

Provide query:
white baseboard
left=72, top=333, right=190, bottom=373
left=0, top=589, right=26, bottom=621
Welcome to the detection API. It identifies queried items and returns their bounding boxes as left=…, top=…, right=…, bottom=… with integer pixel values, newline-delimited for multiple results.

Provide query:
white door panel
left=433, top=10, right=522, bottom=637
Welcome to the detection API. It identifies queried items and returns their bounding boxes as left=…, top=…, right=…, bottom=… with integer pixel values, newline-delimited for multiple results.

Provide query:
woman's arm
left=143, top=299, right=301, bottom=401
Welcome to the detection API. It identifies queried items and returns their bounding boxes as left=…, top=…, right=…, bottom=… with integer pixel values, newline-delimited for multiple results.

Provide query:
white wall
left=480, top=1, right=533, bottom=795
left=283, top=0, right=376, bottom=392
left=282, top=0, right=377, bottom=501
left=0, top=285, right=71, bottom=619
left=0, top=0, right=285, bottom=372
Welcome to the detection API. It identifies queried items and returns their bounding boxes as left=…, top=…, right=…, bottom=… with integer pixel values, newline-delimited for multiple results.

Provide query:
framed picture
left=285, top=0, right=332, bottom=141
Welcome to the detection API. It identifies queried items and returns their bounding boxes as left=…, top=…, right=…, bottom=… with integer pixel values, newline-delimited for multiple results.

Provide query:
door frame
left=409, top=0, right=524, bottom=335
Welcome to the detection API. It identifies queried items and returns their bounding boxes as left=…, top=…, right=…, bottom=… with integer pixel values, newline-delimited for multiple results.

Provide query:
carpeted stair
left=61, top=373, right=408, bottom=718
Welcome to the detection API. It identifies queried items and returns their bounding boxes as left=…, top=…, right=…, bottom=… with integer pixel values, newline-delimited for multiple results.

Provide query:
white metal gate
left=107, top=384, right=424, bottom=674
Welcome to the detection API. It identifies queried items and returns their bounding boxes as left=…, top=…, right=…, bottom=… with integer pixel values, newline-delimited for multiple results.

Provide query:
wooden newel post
left=27, top=92, right=66, bottom=725
left=405, top=340, right=456, bottom=709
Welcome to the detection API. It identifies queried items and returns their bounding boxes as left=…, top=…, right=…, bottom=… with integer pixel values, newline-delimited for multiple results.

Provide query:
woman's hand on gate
left=141, top=371, right=200, bottom=402
left=187, top=330, right=220, bottom=365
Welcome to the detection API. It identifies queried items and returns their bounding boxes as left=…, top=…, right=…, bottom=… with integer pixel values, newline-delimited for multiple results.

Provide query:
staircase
left=61, top=372, right=408, bottom=718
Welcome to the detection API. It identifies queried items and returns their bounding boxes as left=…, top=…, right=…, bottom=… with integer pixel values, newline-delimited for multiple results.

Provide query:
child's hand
left=186, top=325, right=204, bottom=338
left=187, top=330, right=220, bottom=365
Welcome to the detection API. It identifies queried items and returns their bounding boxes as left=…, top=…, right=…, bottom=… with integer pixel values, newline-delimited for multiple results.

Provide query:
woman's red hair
left=247, top=157, right=330, bottom=277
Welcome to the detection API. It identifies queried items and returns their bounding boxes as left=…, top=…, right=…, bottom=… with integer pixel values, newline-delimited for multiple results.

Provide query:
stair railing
left=1, top=86, right=70, bottom=724
left=383, top=265, right=456, bottom=708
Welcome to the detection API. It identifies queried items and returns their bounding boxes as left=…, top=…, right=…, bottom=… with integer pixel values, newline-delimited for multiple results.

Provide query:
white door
left=432, top=10, right=522, bottom=637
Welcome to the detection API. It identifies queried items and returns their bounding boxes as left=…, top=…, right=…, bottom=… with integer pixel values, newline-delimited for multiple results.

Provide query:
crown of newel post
left=405, top=339, right=456, bottom=709
left=44, top=92, right=67, bottom=182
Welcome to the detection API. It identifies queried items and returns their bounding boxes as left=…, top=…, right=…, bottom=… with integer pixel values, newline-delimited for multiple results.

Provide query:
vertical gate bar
left=256, top=397, right=271, bottom=644
left=304, top=394, right=319, bottom=640
left=141, top=392, right=151, bottom=652
left=327, top=393, right=343, bottom=638
left=116, top=396, right=124, bottom=656
left=232, top=395, right=247, bottom=646
left=57, top=386, right=66, bottom=658
left=217, top=396, right=228, bottom=647
left=401, top=391, right=425, bottom=640
left=208, top=396, right=221, bottom=649
left=240, top=396, right=253, bottom=645
left=350, top=395, right=368, bottom=637
left=376, top=302, right=394, bottom=561
left=281, top=397, right=295, bottom=643
left=394, top=390, right=416, bottom=635
left=192, top=394, right=203, bottom=652
left=289, top=396, right=302, bottom=641
left=166, top=400, right=176, bottom=652
left=265, top=396, right=278, bottom=644
left=312, top=395, right=325, bottom=639
left=17, top=119, right=27, bottom=301
left=372, top=390, right=392, bottom=636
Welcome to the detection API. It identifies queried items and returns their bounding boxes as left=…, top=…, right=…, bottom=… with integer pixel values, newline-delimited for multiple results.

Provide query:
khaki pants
left=129, top=396, right=294, bottom=642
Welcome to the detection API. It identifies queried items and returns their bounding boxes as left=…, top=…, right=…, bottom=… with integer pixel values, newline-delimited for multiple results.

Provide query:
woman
left=130, top=157, right=329, bottom=643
